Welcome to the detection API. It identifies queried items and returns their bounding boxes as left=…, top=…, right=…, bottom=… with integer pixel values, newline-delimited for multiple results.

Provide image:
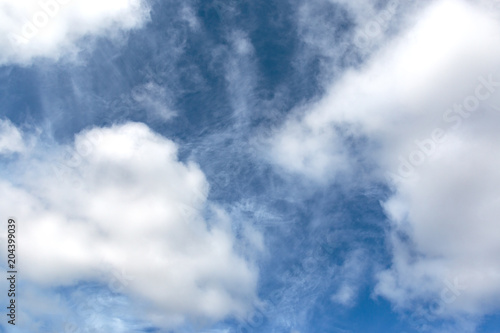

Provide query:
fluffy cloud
left=0, top=122, right=258, bottom=328
left=0, top=0, right=150, bottom=65
left=378, top=129, right=500, bottom=315
left=264, top=117, right=351, bottom=182
left=267, top=0, right=500, bottom=320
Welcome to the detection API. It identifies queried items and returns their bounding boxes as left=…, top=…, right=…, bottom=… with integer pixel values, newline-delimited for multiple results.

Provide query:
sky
left=0, top=0, right=500, bottom=332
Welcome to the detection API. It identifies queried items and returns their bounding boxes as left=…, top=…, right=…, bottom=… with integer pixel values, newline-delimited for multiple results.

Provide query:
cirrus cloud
left=265, top=0, right=500, bottom=324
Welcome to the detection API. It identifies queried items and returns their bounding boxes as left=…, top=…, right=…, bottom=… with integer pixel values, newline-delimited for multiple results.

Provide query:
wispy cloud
left=265, top=0, right=500, bottom=325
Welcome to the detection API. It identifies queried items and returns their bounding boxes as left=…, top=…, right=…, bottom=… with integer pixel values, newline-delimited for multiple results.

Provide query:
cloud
left=263, top=116, right=352, bottom=183
left=378, top=129, right=500, bottom=316
left=0, top=0, right=150, bottom=65
left=131, top=82, right=176, bottom=121
left=330, top=250, right=366, bottom=307
left=331, top=284, right=355, bottom=306
left=266, top=0, right=500, bottom=320
left=0, top=122, right=258, bottom=328
left=0, top=119, right=25, bottom=154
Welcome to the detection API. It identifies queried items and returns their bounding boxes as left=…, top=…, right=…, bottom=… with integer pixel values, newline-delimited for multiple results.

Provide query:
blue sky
left=1, top=0, right=500, bottom=332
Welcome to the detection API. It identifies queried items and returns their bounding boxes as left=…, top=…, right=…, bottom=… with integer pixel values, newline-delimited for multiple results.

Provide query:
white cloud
left=180, top=4, right=201, bottom=31
left=327, top=0, right=381, bottom=25
left=331, top=284, right=355, bottom=306
left=0, top=119, right=25, bottom=154
left=330, top=250, right=366, bottom=307
left=378, top=130, right=500, bottom=317
left=267, top=0, right=500, bottom=319
left=0, top=122, right=258, bottom=328
left=131, top=82, right=176, bottom=121
left=263, top=115, right=351, bottom=183
left=0, top=0, right=150, bottom=65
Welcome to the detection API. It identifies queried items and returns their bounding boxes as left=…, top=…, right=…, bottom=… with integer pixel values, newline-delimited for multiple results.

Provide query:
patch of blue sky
left=1, top=0, right=499, bottom=332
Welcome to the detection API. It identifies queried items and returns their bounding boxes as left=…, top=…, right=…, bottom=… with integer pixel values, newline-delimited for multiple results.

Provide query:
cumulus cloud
left=0, top=122, right=258, bottom=328
left=0, top=0, right=150, bottom=65
left=378, top=129, right=500, bottom=315
left=266, top=0, right=500, bottom=320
